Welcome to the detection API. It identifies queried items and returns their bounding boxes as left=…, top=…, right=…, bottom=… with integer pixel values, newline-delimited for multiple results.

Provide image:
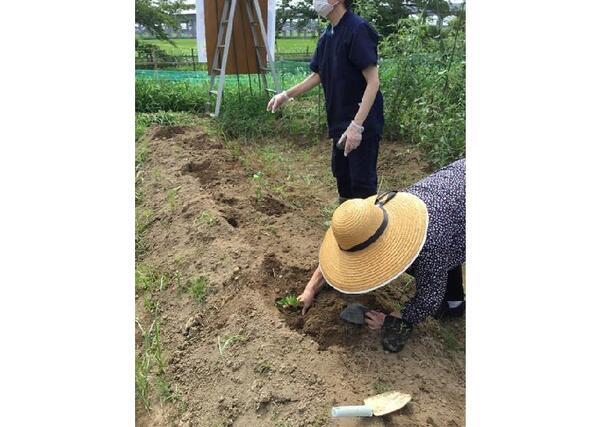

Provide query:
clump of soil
left=252, top=195, right=289, bottom=216
left=182, top=160, right=220, bottom=184
left=151, top=125, right=190, bottom=139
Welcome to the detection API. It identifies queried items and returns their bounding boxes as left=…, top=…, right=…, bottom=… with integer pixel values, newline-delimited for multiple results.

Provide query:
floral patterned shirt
left=402, top=158, right=466, bottom=324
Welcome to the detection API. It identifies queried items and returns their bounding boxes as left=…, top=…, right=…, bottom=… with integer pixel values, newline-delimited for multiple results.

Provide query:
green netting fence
left=135, top=60, right=312, bottom=82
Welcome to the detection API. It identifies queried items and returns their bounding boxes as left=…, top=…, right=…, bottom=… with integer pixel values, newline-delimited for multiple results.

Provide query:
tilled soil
left=135, top=125, right=465, bottom=426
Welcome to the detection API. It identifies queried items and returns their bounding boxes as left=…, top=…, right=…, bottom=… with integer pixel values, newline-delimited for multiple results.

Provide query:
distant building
left=279, top=19, right=320, bottom=38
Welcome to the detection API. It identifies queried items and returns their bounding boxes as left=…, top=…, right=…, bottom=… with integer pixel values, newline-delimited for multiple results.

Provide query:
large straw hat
left=319, top=192, right=429, bottom=294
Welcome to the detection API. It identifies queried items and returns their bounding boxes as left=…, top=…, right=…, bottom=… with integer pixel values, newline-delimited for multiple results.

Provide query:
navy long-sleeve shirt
left=309, top=11, right=384, bottom=140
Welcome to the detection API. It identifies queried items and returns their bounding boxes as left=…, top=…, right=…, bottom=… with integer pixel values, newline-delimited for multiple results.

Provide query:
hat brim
left=319, top=193, right=428, bottom=294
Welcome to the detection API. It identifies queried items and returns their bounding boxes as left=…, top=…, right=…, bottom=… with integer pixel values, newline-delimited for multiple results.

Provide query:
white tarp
left=195, top=0, right=276, bottom=63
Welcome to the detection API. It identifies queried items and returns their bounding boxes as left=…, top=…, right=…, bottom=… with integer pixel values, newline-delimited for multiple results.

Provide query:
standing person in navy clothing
left=267, top=0, right=384, bottom=202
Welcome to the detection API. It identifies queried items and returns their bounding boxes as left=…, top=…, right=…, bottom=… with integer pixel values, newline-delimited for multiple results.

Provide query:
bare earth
left=135, top=125, right=465, bottom=427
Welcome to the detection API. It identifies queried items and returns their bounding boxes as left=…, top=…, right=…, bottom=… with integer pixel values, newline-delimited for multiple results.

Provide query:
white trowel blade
left=364, top=391, right=412, bottom=416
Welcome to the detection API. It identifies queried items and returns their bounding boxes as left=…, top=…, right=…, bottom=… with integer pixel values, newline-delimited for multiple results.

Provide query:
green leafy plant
left=195, top=211, right=217, bottom=227
left=188, top=276, right=207, bottom=303
left=277, top=294, right=300, bottom=309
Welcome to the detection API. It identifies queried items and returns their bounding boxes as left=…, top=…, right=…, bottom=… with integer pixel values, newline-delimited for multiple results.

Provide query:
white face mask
left=313, top=0, right=337, bottom=18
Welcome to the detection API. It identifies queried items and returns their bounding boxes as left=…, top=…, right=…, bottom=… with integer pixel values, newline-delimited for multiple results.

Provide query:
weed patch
left=188, top=276, right=207, bottom=303
left=439, top=325, right=463, bottom=352
left=135, top=318, right=166, bottom=410
left=136, top=209, right=156, bottom=258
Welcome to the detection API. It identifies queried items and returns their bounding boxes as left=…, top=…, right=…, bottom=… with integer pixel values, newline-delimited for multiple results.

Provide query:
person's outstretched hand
left=267, top=91, right=291, bottom=113
left=297, top=266, right=325, bottom=315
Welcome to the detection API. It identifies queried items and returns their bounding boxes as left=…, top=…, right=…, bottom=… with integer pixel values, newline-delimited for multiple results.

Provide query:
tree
left=354, top=0, right=456, bottom=37
left=276, top=0, right=317, bottom=35
left=276, top=0, right=294, bottom=33
left=135, top=0, right=193, bottom=41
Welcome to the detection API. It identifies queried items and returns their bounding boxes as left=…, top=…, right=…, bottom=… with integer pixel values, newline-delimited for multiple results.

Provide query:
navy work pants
left=331, top=134, right=380, bottom=199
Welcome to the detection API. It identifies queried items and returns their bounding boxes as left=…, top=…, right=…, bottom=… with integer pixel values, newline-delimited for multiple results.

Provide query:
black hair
left=344, top=0, right=353, bottom=10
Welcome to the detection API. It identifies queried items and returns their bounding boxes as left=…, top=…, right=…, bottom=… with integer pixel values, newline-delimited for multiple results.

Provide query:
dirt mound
left=151, top=125, right=190, bottom=139
left=252, top=195, right=289, bottom=216
left=182, top=160, right=220, bottom=184
left=136, top=126, right=465, bottom=427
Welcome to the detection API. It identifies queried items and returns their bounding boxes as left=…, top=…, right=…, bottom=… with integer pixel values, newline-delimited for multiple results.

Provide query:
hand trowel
left=331, top=391, right=412, bottom=418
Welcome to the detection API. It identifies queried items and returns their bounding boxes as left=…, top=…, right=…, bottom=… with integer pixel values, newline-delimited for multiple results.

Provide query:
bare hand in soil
left=365, top=310, right=387, bottom=330
left=298, top=267, right=325, bottom=315
left=298, top=289, right=315, bottom=315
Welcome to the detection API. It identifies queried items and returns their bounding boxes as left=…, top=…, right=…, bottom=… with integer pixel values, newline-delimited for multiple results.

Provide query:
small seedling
left=166, top=185, right=182, bottom=211
left=254, top=363, right=272, bottom=376
left=252, top=171, right=266, bottom=200
left=135, top=189, right=144, bottom=205
left=321, top=199, right=338, bottom=228
left=188, top=277, right=207, bottom=303
left=393, top=302, right=405, bottom=313
left=195, top=210, right=217, bottom=227
left=143, top=295, right=159, bottom=314
left=277, top=294, right=300, bottom=310
left=217, top=334, right=246, bottom=356
left=173, top=270, right=183, bottom=289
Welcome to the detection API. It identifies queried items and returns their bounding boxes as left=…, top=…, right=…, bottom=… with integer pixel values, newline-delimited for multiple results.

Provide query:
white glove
left=267, top=91, right=292, bottom=113
left=336, top=121, right=364, bottom=157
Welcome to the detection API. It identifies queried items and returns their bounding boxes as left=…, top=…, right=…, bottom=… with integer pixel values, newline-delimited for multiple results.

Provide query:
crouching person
left=299, top=159, right=465, bottom=352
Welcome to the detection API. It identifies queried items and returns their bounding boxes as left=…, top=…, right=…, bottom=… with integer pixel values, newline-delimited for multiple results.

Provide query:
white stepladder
left=207, top=0, right=281, bottom=117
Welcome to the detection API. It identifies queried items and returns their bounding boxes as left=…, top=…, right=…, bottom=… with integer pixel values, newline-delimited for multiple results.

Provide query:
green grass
left=135, top=265, right=170, bottom=294
left=188, top=277, right=207, bottom=303
left=320, top=199, right=338, bottom=229
left=135, top=209, right=155, bottom=258
left=138, top=37, right=317, bottom=56
left=135, top=318, right=166, bottom=410
left=138, top=38, right=198, bottom=56
left=276, top=37, right=317, bottom=54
